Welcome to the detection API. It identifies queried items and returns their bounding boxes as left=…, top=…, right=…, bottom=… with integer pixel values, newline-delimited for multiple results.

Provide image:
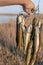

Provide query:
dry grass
left=0, top=15, right=43, bottom=65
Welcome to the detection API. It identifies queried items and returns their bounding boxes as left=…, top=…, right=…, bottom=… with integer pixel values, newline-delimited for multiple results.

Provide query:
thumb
left=24, top=8, right=32, bottom=15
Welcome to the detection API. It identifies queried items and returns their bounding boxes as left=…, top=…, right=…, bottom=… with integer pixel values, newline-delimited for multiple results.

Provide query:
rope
left=33, top=0, right=40, bottom=25
left=37, top=0, right=40, bottom=22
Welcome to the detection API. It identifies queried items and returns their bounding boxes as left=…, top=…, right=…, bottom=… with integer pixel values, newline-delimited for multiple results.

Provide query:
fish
left=26, top=40, right=33, bottom=65
left=30, top=22, right=41, bottom=65
left=16, top=14, right=25, bottom=51
left=25, top=24, right=32, bottom=52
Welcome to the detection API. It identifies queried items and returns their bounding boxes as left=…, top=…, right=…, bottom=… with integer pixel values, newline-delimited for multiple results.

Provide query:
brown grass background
left=0, top=14, right=43, bottom=65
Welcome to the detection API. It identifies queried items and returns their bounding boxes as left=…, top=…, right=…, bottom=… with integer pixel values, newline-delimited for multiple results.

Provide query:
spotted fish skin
left=16, top=14, right=25, bottom=51
left=25, top=24, right=32, bottom=52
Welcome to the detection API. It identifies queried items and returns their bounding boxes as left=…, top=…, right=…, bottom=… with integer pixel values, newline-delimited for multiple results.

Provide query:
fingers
left=23, top=0, right=35, bottom=14
left=24, top=9, right=32, bottom=15
left=23, top=7, right=35, bottom=15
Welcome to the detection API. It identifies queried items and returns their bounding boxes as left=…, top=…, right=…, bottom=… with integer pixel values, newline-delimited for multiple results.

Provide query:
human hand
left=21, top=0, right=35, bottom=14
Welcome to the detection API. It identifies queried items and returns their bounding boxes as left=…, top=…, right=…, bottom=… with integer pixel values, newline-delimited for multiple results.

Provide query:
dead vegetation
left=0, top=15, right=43, bottom=65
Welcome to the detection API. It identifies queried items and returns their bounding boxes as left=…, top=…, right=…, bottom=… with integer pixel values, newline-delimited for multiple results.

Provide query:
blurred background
left=0, top=0, right=43, bottom=22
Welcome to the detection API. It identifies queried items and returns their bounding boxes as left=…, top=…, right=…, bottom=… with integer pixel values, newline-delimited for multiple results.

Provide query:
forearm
left=0, top=0, right=24, bottom=6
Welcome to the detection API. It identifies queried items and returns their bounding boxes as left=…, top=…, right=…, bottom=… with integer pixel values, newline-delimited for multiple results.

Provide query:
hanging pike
left=25, top=24, right=32, bottom=52
left=30, top=22, right=41, bottom=65
left=16, top=14, right=25, bottom=51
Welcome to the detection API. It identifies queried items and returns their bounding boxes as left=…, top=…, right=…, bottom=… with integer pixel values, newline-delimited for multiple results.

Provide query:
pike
left=26, top=40, right=33, bottom=65
left=25, top=24, right=32, bottom=52
left=16, top=14, right=25, bottom=50
left=30, top=22, right=41, bottom=65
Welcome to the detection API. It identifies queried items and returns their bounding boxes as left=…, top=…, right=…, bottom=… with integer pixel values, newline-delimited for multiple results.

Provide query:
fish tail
left=26, top=41, right=33, bottom=65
